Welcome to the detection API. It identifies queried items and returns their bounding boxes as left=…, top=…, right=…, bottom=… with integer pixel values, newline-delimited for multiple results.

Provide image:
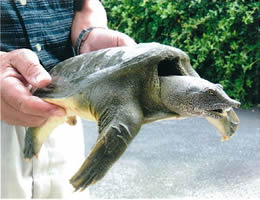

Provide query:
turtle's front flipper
left=70, top=104, right=143, bottom=191
left=24, top=116, right=67, bottom=160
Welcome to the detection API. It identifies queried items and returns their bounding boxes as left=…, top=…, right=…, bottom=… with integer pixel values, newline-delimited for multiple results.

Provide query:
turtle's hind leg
left=24, top=127, right=38, bottom=160
left=24, top=116, right=67, bottom=160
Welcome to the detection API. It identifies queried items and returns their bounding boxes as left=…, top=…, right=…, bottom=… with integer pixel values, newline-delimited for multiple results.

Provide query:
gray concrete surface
left=82, top=108, right=260, bottom=199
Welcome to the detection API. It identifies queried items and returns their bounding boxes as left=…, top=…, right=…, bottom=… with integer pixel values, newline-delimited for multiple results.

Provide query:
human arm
left=0, top=49, right=65, bottom=127
left=71, top=0, right=136, bottom=54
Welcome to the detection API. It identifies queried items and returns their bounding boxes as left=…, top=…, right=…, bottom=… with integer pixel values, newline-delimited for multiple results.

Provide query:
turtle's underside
left=24, top=43, right=240, bottom=191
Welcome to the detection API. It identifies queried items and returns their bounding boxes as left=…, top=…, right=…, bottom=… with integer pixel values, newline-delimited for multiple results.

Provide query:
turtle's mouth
left=205, top=108, right=226, bottom=119
left=205, top=99, right=240, bottom=119
left=211, top=109, right=223, bottom=113
left=206, top=107, right=240, bottom=142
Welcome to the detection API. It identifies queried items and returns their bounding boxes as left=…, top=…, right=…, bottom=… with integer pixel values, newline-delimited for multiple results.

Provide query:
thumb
left=9, top=49, right=51, bottom=88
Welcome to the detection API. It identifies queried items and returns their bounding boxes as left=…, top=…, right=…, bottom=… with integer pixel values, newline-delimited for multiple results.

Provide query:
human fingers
left=1, top=76, right=66, bottom=118
left=0, top=98, right=47, bottom=127
left=8, top=49, right=51, bottom=88
left=115, top=31, right=137, bottom=47
left=80, top=29, right=136, bottom=53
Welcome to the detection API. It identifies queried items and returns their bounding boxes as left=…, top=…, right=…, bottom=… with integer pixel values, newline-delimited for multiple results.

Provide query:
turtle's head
left=160, top=76, right=240, bottom=118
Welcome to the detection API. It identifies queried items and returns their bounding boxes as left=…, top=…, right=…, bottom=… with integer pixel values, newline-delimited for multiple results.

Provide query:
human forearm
left=71, top=0, right=108, bottom=47
left=71, top=0, right=136, bottom=54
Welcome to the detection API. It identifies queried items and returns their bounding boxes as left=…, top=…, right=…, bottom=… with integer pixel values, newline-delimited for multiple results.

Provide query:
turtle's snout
left=225, top=98, right=240, bottom=109
left=215, top=84, right=240, bottom=109
left=231, top=99, right=241, bottom=109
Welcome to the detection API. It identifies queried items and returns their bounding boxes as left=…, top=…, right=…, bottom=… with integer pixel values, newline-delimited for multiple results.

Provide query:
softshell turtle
left=24, top=43, right=240, bottom=191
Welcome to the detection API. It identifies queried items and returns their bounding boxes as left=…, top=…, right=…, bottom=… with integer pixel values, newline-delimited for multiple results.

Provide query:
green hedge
left=102, top=0, right=259, bottom=107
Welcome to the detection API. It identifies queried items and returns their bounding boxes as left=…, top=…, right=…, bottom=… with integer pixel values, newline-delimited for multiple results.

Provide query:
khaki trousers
left=1, top=118, right=89, bottom=199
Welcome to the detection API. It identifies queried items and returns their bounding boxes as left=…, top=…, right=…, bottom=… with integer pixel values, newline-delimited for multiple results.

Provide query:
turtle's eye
left=208, top=89, right=215, bottom=95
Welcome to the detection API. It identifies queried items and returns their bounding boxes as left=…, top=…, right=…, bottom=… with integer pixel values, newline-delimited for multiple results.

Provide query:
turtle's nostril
left=231, top=100, right=241, bottom=108
left=235, top=102, right=241, bottom=108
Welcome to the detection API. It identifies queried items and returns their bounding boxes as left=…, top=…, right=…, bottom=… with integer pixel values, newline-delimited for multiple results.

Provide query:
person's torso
left=0, top=0, right=75, bottom=71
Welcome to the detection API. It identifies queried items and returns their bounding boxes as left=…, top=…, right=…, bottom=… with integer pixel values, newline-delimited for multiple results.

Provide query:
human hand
left=0, top=49, right=65, bottom=127
left=79, top=28, right=136, bottom=54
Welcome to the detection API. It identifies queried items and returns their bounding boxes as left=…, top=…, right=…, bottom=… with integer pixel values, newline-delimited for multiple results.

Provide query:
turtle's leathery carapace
left=23, top=43, right=240, bottom=191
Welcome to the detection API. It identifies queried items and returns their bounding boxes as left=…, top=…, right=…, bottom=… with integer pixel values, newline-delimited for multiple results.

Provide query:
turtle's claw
left=71, top=170, right=97, bottom=192
left=66, top=116, right=77, bottom=126
left=69, top=137, right=108, bottom=191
